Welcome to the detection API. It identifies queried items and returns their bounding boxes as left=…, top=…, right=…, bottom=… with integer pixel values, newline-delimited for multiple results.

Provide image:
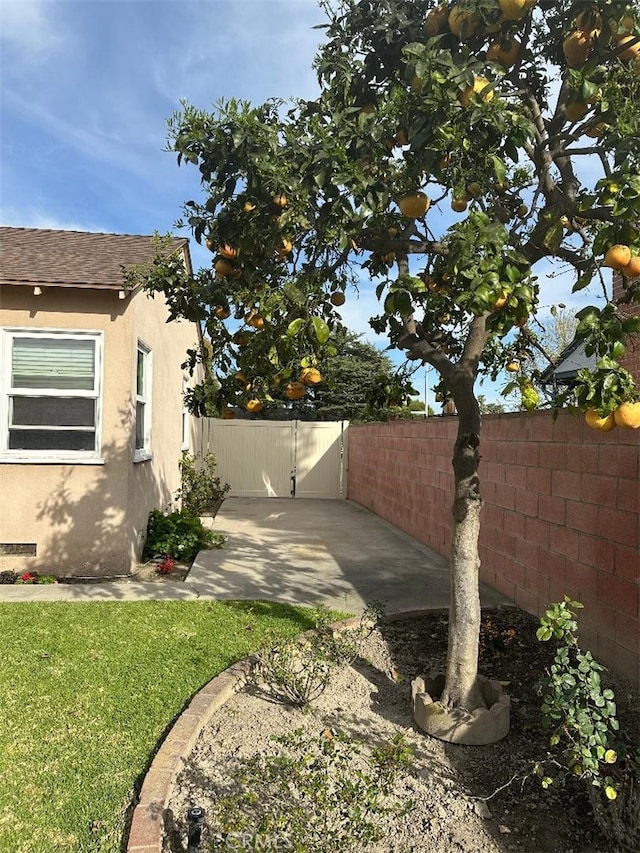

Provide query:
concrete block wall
left=347, top=411, right=639, bottom=684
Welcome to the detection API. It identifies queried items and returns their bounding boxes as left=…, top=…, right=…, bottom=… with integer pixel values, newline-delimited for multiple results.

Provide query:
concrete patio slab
left=0, top=498, right=513, bottom=614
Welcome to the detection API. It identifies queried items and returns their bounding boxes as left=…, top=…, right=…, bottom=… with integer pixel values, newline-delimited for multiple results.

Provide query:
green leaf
left=311, top=316, right=330, bottom=344
left=287, top=318, right=305, bottom=337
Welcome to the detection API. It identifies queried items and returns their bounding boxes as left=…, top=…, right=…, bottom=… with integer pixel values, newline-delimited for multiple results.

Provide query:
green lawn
left=0, top=600, right=324, bottom=853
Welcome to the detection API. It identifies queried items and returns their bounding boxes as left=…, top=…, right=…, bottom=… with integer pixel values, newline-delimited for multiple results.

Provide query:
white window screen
left=2, top=330, right=101, bottom=457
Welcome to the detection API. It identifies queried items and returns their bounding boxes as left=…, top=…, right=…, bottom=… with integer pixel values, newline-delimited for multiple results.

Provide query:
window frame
left=0, top=327, right=104, bottom=464
left=133, top=341, right=152, bottom=463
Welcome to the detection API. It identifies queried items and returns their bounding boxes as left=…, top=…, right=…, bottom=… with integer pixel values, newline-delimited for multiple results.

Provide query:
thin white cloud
left=0, top=205, right=110, bottom=233
left=0, top=0, right=67, bottom=59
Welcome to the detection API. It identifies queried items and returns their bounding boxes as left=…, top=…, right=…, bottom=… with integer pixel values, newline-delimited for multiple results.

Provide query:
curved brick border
left=125, top=606, right=514, bottom=852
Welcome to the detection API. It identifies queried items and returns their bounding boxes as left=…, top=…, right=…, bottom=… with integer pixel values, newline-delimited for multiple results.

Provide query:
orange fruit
left=275, top=238, right=293, bottom=259
left=494, top=293, right=509, bottom=310
left=499, top=0, right=529, bottom=20
left=398, top=192, right=430, bottom=218
left=272, top=194, right=288, bottom=208
left=246, top=399, right=263, bottom=413
left=459, top=75, right=494, bottom=107
left=451, top=196, right=468, bottom=212
left=585, top=121, right=607, bottom=138
left=622, top=256, right=640, bottom=278
left=448, top=5, right=480, bottom=38
left=330, top=291, right=346, bottom=306
left=585, top=409, right=616, bottom=431
left=506, top=361, right=520, bottom=372
left=423, top=5, right=448, bottom=37
left=214, top=258, right=239, bottom=278
left=487, top=38, right=521, bottom=68
left=300, top=367, right=322, bottom=385
left=563, top=31, right=592, bottom=67
left=243, top=201, right=257, bottom=213
left=219, top=244, right=238, bottom=259
left=604, top=244, right=632, bottom=270
left=232, top=331, right=250, bottom=347
left=285, top=381, right=306, bottom=400
left=565, top=101, right=589, bottom=122
left=245, top=311, right=265, bottom=329
left=613, top=401, right=640, bottom=429
left=214, top=305, right=231, bottom=320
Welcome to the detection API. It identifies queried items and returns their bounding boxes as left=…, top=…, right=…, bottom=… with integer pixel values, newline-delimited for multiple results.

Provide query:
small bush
left=535, top=598, right=640, bottom=850
left=175, top=452, right=230, bottom=516
left=0, top=571, right=18, bottom=585
left=253, top=605, right=377, bottom=707
left=142, top=509, right=224, bottom=563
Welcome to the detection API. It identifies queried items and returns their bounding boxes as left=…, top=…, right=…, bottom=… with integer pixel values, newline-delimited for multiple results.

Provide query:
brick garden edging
left=125, top=658, right=251, bottom=852
left=125, top=615, right=364, bottom=853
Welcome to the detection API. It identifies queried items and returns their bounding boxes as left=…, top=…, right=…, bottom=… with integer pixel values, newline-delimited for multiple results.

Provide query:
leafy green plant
left=535, top=598, right=640, bottom=850
left=252, top=605, right=377, bottom=707
left=175, top=451, right=230, bottom=516
left=142, top=509, right=224, bottom=563
left=0, top=571, right=18, bottom=584
left=535, top=598, right=620, bottom=799
left=207, top=727, right=414, bottom=852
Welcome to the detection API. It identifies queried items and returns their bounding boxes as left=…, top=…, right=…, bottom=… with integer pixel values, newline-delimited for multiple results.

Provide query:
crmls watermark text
left=211, top=831, right=293, bottom=851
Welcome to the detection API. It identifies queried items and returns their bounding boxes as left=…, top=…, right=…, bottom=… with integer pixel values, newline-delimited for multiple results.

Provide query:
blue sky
left=1, top=0, right=612, bottom=405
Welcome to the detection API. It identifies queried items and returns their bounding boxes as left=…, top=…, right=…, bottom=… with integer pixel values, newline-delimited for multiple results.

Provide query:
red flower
left=156, top=557, right=177, bottom=576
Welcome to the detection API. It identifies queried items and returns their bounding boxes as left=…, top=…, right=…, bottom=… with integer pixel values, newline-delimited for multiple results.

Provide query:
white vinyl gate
left=200, top=420, right=348, bottom=499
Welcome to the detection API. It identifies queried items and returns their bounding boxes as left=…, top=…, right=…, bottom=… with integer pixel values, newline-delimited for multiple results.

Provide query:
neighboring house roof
left=539, top=337, right=597, bottom=386
left=0, top=227, right=189, bottom=290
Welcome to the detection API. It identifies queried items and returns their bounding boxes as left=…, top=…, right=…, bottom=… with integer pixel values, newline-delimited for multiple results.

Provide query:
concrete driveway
left=190, top=498, right=512, bottom=614
left=0, top=498, right=512, bottom=612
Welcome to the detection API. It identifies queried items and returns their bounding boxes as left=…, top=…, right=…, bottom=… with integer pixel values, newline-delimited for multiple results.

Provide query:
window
left=1, top=329, right=102, bottom=462
left=134, top=342, right=152, bottom=461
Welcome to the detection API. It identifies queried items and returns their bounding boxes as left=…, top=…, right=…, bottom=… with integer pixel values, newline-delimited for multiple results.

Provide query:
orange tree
left=143, top=0, right=640, bottom=718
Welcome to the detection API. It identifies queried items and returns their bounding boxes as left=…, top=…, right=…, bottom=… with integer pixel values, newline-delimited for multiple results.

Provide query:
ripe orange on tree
left=613, top=401, right=640, bottom=429
left=622, top=256, right=640, bottom=278
left=398, top=192, right=430, bottom=218
left=214, top=258, right=239, bottom=278
left=585, top=409, right=616, bottom=431
left=563, top=31, right=593, bottom=67
left=285, top=381, right=307, bottom=400
left=498, top=0, right=530, bottom=21
left=459, top=76, right=494, bottom=107
left=246, top=399, right=264, bottom=414
left=300, top=367, right=322, bottom=385
left=604, top=244, right=632, bottom=270
left=214, top=305, right=231, bottom=319
left=487, top=38, right=521, bottom=68
left=448, top=5, right=480, bottom=38
left=330, top=291, right=346, bottom=306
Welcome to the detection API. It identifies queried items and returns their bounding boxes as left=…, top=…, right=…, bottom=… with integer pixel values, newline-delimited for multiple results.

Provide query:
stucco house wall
left=0, top=228, right=200, bottom=576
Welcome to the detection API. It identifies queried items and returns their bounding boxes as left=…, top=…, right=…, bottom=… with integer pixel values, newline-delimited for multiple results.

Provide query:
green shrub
left=175, top=452, right=230, bottom=516
left=535, top=598, right=640, bottom=850
left=142, top=509, right=224, bottom=563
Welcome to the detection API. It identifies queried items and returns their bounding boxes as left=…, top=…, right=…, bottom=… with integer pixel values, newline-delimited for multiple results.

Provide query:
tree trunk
left=440, top=377, right=484, bottom=711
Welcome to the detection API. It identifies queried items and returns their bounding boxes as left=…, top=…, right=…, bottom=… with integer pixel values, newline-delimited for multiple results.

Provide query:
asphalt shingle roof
left=0, top=227, right=188, bottom=289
